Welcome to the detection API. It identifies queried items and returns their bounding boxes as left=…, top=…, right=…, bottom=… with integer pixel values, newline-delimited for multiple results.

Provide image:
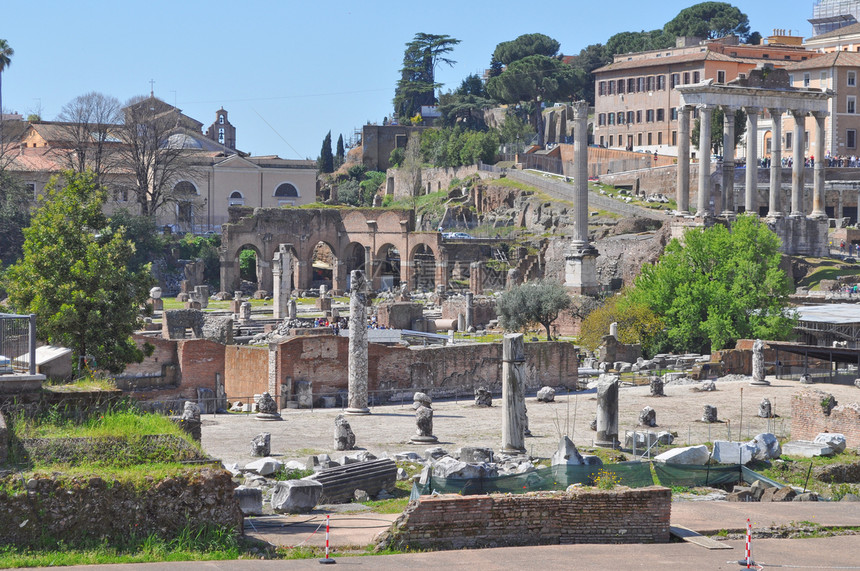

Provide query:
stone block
left=727, top=490, right=754, bottom=502
left=782, top=441, right=834, bottom=458
left=814, top=433, right=847, bottom=454
left=749, top=433, right=781, bottom=460
left=250, top=433, right=271, bottom=457
left=234, top=486, right=263, bottom=515
left=624, top=431, right=658, bottom=451
left=271, top=480, right=322, bottom=513
left=245, top=457, right=283, bottom=476
left=551, top=436, right=585, bottom=466
left=536, top=386, right=556, bottom=402
left=458, top=447, right=494, bottom=463
left=712, top=441, right=756, bottom=465
left=654, top=445, right=710, bottom=465
left=432, top=457, right=498, bottom=479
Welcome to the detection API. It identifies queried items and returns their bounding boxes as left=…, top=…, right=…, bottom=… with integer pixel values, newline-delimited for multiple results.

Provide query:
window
left=627, top=111, right=635, bottom=124
left=805, top=131, right=810, bottom=150
left=599, top=135, right=605, bottom=146
left=822, top=71, right=829, bottom=87
left=786, top=132, right=793, bottom=149
left=609, top=135, right=614, bottom=147
left=628, top=78, right=636, bottom=92
left=646, top=109, right=655, bottom=122
left=849, top=96, right=856, bottom=114
left=849, top=129, right=857, bottom=149
left=646, top=76, right=654, bottom=91
left=671, top=73, right=680, bottom=88
left=683, top=72, right=690, bottom=84
left=671, top=107, right=678, bottom=120
left=658, top=132, right=663, bottom=145
left=788, top=74, right=794, bottom=85
left=657, top=108, right=665, bottom=122
left=762, top=53, right=769, bottom=59
left=218, top=127, right=225, bottom=144
left=647, top=132, right=653, bottom=145
left=608, top=81, right=615, bottom=95
left=617, top=112, right=624, bottom=124
left=608, top=113, right=615, bottom=125
left=804, top=73, right=811, bottom=87
left=173, top=181, right=197, bottom=195
left=637, top=77, right=645, bottom=92
left=672, top=131, right=677, bottom=146
left=636, top=110, right=642, bottom=123
left=219, top=114, right=225, bottom=124
left=598, top=81, right=605, bottom=96
left=693, top=71, right=700, bottom=83
left=229, top=190, right=244, bottom=206
left=717, top=70, right=726, bottom=84
left=850, top=71, right=857, bottom=86
left=637, top=133, right=643, bottom=146
left=617, top=79, right=625, bottom=93
left=657, top=75, right=665, bottom=90
left=274, top=182, right=299, bottom=198
left=598, top=113, right=606, bottom=126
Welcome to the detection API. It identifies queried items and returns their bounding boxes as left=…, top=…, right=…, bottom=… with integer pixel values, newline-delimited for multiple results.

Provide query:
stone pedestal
left=501, top=333, right=527, bottom=454
left=410, top=392, right=438, bottom=444
left=595, top=377, right=619, bottom=448
left=346, top=270, right=370, bottom=415
left=564, top=245, right=599, bottom=295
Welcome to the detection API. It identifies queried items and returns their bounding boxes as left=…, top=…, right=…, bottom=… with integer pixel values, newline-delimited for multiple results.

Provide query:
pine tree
left=335, top=134, right=345, bottom=169
left=318, top=131, right=334, bottom=173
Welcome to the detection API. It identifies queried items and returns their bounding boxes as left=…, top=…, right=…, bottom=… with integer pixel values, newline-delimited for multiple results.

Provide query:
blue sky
left=3, top=0, right=816, bottom=160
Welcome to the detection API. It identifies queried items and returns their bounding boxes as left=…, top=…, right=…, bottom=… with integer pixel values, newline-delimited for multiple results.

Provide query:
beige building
left=593, top=35, right=817, bottom=156
left=2, top=98, right=317, bottom=233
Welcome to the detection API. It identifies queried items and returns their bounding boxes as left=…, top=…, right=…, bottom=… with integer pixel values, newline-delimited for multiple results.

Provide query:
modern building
left=1, top=97, right=317, bottom=233
left=592, top=34, right=818, bottom=155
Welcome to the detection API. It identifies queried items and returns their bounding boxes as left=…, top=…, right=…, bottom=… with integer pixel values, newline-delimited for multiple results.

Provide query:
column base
left=810, top=211, right=827, bottom=220
left=750, top=379, right=771, bottom=386
left=345, top=407, right=371, bottom=415
left=500, top=446, right=527, bottom=454
left=410, top=435, right=439, bottom=444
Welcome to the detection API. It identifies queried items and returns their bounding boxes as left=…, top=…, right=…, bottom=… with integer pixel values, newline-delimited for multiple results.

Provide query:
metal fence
left=0, top=313, right=36, bottom=375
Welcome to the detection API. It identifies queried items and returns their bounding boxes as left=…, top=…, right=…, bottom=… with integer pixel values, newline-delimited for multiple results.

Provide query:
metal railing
left=0, top=313, right=36, bottom=375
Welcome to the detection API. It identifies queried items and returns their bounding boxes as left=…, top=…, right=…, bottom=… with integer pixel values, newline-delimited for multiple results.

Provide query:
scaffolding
left=811, top=0, right=860, bottom=36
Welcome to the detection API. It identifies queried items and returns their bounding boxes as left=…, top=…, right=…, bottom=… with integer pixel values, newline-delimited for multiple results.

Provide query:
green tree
left=691, top=106, right=747, bottom=156
left=605, top=30, right=673, bottom=56
left=239, top=249, right=257, bottom=282
left=393, top=33, right=460, bottom=121
left=570, top=43, right=613, bottom=104
left=578, top=292, right=665, bottom=355
left=487, top=54, right=581, bottom=147
left=629, top=214, right=796, bottom=353
left=335, top=134, right=345, bottom=169
left=496, top=112, right=535, bottom=151
left=360, top=171, right=386, bottom=206
left=497, top=279, right=572, bottom=341
left=318, top=131, right=334, bottom=173
left=0, top=170, right=31, bottom=266
left=492, top=33, right=560, bottom=67
left=0, top=38, right=14, bottom=147
left=3, top=171, right=154, bottom=373
left=663, top=2, right=752, bottom=42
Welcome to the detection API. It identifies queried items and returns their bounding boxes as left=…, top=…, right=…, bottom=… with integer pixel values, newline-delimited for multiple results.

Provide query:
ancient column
left=791, top=110, right=806, bottom=217
left=696, top=104, right=713, bottom=217
left=346, top=270, right=370, bottom=415
left=501, top=333, right=527, bottom=454
left=564, top=100, right=599, bottom=294
left=751, top=338, right=769, bottom=386
left=744, top=107, right=760, bottom=215
left=272, top=244, right=293, bottom=320
left=469, top=261, right=484, bottom=295
left=811, top=112, right=827, bottom=219
left=677, top=105, right=691, bottom=214
left=721, top=106, right=736, bottom=217
left=465, top=291, right=474, bottom=331
left=410, top=392, right=438, bottom=444
left=595, top=376, right=620, bottom=448
left=768, top=108, right=784, bottom=217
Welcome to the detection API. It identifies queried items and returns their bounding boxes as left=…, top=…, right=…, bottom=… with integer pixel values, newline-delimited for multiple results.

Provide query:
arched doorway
left=236, top=243, right=262, bottom=294
left=411, top=244, right=436, bottom=292
left=311, top=241, right=336, bottom=290
left=173, top=180, right=199, bottom=233
left=375, top=243, right=400, bottom=291
left=342, top=242, right=366, bottom=289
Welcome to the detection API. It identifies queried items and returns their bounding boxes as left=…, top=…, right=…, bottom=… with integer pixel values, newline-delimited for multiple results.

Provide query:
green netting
left=411, top=462, right=654, bottom=499
left=654, top=463, right=785, bottom=488
left=740, top=466, right=785, bottom=489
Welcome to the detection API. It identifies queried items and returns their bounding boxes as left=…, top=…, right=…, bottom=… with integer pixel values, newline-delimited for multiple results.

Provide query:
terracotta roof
left=593, top=51, right=738, bottom=74
left=0, top=119, right=30, bottom=143
left=807, top=22, right=860, bottom=42
left=783, top=51, right=860, bottom=70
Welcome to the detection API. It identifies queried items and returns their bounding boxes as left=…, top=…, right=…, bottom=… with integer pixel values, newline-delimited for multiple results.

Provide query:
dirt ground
left=201, top=376, right=860, bottom=467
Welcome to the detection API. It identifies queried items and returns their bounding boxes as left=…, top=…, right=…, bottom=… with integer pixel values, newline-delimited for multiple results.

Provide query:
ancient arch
left=374, top=243, right=401, bottom=291
left=310, top=241, right=337, bottom=290
left=410, top=243, right=436, bottom=291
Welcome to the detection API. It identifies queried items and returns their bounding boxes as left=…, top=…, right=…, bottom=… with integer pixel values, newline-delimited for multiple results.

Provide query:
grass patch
left=44, top=376, right=118, bottom=392
left=797, top=263, right=860, bottom=290
left=12, top=405, right=191, bottom=441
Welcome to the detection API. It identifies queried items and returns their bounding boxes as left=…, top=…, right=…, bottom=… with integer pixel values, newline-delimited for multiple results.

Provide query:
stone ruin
left=334, top=414, right=356, bottom=451
left=474, top=387, right=492, bottom=407
left=410, top=392, right=438, bottom=444
left=162, top=309, right=233, bottom=344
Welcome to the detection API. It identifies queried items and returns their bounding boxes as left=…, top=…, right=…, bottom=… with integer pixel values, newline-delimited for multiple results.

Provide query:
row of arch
left=173, top=180, right=301, bottom=202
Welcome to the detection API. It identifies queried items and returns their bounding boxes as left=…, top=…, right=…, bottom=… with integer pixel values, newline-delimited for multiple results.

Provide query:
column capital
left=790, top=109, right=808, bottom=120
left=743, top=106, right=761, bottom=116
left=720, top=104, right=736, bottom=113
left=723, top=109, right=736, bottom=125
left=811, top=110, right=827, bottom=121
left=768, top=107, right=785, bottom=118
left=676, top=104, right=691, bottom=114
left=573, top=100, right=589, bottom=119
left=696, top=103, right=714, bottom=113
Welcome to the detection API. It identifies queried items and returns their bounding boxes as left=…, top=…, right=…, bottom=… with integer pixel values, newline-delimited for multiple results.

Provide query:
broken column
left=758, top=398, right=773, bottom=419
left=469, top=261, right=484, bottom=295
left=464, top=291, right=474, bottom=331
left=703, top=405, right=718, bottom=423
left=334, top=414, right=356, bottom=450
left=564, top=100, right=599, bottom=294
left=239, top=302, right=252, bottom=324
left=501, top=333, right=527, bottom=454
left=272, top=244, right=293, bottom=320
left=346, top=270, right=370, bottom=415
left=410, top=392, right=438, bottom=444
left=595, top=376, right=619, bottom=448
left=288, top=299, right=297, bottom=320
left=751, top=338, right=769, bottom=386
left=650, top=376, right=664, bottom=397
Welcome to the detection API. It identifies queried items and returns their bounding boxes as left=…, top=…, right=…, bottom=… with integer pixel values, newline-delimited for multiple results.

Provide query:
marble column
left=272, top=244, right=293, bottom=320
left=469, top=261, right=484, bottom=295
left=501, top=333, right=527, bottom=454
left=571, top=100, right=590, bottom=249
left=696, top=104, right=713, bottom=217
left=677, top=105, right=691, bottom=214
left=346, top=270, right=370, bottom=415
left=744, top=107, right=760, bottom=215
left=751, top=339, right=769, bottom=386
left=721, top=106, right=736, bottom=216
left=595, top=376, right=620, bottom=448
left=791, top=110, right=807, bottom=217
left=465, top=291, right=474, bottom=331
left=768, top=108, right=784, bottom=218
left=811, top=112, right=827, bottom=219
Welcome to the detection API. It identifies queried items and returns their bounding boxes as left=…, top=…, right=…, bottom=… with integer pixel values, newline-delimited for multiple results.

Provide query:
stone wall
left=387, top=164, right=478, bottom=200
left=440, top=296, right=498, bottom=327
left=791, top=389, right=860, bottom=449
left=0, top=468, right=242, bottom=548
left=376, top=301, right=424, bottom=330
left=224, top=344, right=270, bottom=398
left=376, top=487, right=671, bottom=551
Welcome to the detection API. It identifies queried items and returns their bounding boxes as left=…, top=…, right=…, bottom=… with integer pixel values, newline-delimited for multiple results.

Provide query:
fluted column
left=744, top=107, right=760, bottom=215
left=791, top=110, right=806, bottom=216
left=572, top=100, right=590, bottom=248
left=768, top=108, right=784, bottom=218
left=811, top=112, right=827, bottom=219
left=721, top=106, right=736, bottom=216
left=677, top=105, right=691, bottom=214
left=696, top=104, right=713, bottom=217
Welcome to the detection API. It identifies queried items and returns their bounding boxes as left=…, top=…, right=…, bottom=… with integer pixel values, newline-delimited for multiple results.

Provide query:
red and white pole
left=737, top=517, right=755, bottom=568
left=319, top=514, right=336, bottom=565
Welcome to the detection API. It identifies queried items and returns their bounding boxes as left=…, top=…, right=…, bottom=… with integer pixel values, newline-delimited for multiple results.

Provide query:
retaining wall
left=376, top=487, right=671, bottom=551
left=791, top=389, right=860, bottom=449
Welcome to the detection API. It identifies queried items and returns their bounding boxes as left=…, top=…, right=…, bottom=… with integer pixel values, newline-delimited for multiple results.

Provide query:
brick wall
left=376, top=487, right=671, bottom=551
left=791, top=389, right=860, bottom=448
left=224, top=344, right=269, bottom=399
left=177, top=339, right=225, bottom=392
